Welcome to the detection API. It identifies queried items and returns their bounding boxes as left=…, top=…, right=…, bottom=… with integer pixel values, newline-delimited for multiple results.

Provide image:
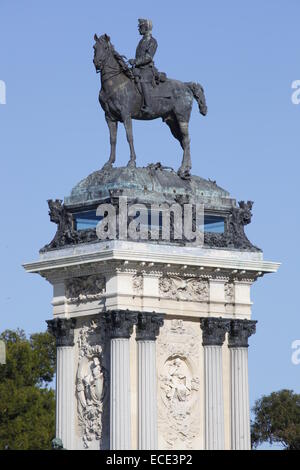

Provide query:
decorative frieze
left=159, top=275, right=209, bottom=302
left=228, top=319, right=257, bottom=348
left=47, top=317, right=76, bottom=347
left=65, top=275, right=105, bottom=304
left=76, top=317, right=108, bottom=449
left=200, top=317, right=230, bottom=346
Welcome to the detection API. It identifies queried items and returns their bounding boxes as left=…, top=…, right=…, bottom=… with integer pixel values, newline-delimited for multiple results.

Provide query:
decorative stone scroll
left=157, top=319, right=200, bottom=449
left=132, top=274, right=143, bottom=295
left=65, top=275, right=105, bottom=304
left=225, top=282, right=235, bottom=303
left=159, top=276, right=209, bottom=302
left=76, top=317, right=108, bottom=449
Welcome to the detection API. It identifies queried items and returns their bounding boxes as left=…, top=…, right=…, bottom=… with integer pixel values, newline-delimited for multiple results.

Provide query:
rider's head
left=138, top=18, right=153, bottom=35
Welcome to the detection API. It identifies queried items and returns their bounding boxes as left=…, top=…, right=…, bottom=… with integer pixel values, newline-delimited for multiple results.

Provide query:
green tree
left=251, top=389, right=300, bottom=450
left=0, top=329, right=56, bottom=450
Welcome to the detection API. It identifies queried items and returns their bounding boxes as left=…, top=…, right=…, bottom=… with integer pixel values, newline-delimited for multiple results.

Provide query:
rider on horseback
left=129, top=19, right=158, bottom=113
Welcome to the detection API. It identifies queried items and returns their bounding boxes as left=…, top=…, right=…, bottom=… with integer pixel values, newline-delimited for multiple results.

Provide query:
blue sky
left=0, top=0, right=299, bottom=441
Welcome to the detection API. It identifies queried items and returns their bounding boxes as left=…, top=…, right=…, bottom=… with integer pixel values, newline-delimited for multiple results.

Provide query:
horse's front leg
left=122, top=115, right=137, bottom=168
left=101, top=117, right=118, bottom=170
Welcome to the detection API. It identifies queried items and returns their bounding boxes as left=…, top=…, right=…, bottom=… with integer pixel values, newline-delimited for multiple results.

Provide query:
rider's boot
left=141, top=83, right=152, bottom=113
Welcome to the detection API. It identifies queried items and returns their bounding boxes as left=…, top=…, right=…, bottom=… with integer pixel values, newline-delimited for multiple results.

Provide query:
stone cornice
left=105, top=309, right=138, bottom=339
left=135, top=312, right=164, bottom=341
left=23, top=242, right=280, bottom=281
left=228, top=319, right=257, bottom=348
left=46, top=317, right=76, bottom=347
left=200, top=317, right=231, bottom=346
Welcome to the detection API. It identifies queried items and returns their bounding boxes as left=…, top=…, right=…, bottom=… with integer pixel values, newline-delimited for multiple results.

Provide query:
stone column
left=106, top=310, right=137, bottom=450
left=200, top=317, right=230, bottom=450
left=136, top=312, right=164, bottom=450
left=47, top=317, right=76, bottom=450
left=228, top=319, right=257, bottom=450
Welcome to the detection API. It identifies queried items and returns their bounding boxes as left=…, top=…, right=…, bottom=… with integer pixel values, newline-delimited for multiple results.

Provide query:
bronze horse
left=93, top=34, right=207, bottom=178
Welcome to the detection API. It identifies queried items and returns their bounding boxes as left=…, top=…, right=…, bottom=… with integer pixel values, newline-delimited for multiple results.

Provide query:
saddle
left=154, top=68, right=167, bottom=85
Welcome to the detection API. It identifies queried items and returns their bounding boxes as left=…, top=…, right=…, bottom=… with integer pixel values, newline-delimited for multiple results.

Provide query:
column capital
left=228, top=319, right=257, bottom=348
left=136, top=312, right=164, bottom=341
left=106, top=309, right=137, bottom=339
left=200, top=317, right=230, bottom=346
left=46, top=318, right=76, bottom=347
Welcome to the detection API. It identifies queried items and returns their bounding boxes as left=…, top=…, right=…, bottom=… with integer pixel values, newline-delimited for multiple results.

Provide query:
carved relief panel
left=157, top=319, right=201, bottom=449
left=65, top=274, right=105, bottom=304
left=75, top=316, right=109, bottom=449
left=159, top=276, right=209, bottom=302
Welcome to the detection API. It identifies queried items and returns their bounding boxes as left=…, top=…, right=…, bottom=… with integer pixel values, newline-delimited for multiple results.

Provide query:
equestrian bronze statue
left=93, top=19, right=207, bottom=179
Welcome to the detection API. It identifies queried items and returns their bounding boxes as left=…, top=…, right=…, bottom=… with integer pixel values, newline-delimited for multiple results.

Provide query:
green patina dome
left=64, top=165, right=235, bottom=210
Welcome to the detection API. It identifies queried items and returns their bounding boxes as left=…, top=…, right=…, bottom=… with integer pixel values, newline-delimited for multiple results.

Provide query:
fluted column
left=47, top=318, right=76, bottom=450
left=200, top=317, right=230, bottom=450
left=228, top=319, right=257, bottom=450
left=106, top=310, right=137, bottom=450
left=136, top=312, right=164, bottom=450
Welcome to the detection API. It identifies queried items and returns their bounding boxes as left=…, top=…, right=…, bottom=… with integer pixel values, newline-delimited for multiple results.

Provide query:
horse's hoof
left=127, top=160, right=136, bottom=169
left=177, top=167, right=191, bottom=180
left=101, top=161, right=113, bottom=171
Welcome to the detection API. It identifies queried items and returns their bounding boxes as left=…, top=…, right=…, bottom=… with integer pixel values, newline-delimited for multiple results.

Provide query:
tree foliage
left=0, top=329, right=56, bottom=450
left=251, top=389, right=300, bottom=450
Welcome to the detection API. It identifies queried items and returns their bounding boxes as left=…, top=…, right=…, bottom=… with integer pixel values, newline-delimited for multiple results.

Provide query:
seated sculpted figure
left=129, top=18, right=161, bottom=113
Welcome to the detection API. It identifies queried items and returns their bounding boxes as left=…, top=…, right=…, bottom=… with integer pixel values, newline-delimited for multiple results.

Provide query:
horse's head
left=93, top=33, right=111, bottom=72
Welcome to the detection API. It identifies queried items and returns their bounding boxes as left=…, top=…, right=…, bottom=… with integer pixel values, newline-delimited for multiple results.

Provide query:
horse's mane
left=110, top=43, right=134, bottom=80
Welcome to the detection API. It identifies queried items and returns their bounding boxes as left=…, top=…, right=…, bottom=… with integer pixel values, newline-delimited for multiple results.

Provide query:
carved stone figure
left=41, top=199, right=78, bottom=251
left=164, top=357, right=192, bottom=403
left=93, top=20, right=207, bottom=179
left=227, top=201, right=256, bottom=249
left=76, top=318, right=108, bottom=449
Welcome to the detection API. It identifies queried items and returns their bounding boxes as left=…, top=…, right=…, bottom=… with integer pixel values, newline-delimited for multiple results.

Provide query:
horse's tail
left=186, top=82, right=207, bottom=116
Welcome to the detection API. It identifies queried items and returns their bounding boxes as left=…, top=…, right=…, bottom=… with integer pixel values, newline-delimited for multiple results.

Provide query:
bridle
left=94, top=41, right=124, bottom=83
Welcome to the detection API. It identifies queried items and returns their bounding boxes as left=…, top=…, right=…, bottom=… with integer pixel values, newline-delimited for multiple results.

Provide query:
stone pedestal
left=24, top=240, right=279, bottom=449
left=23, top=166, right=279, bottom=450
